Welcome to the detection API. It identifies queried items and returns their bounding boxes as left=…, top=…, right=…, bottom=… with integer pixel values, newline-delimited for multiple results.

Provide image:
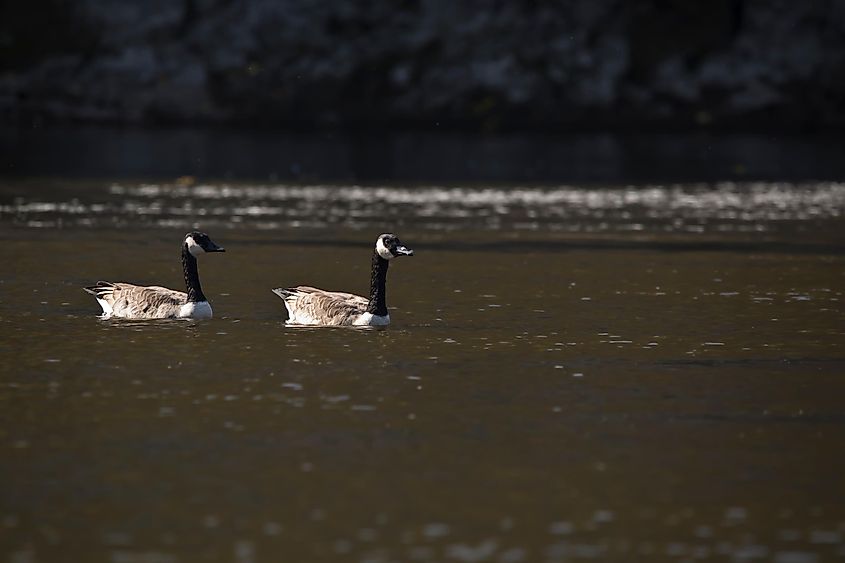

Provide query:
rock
left=0, top=0, right=842, bottom=129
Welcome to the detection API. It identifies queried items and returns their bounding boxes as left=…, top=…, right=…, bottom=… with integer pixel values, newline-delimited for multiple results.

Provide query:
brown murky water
left=2, top=179, right=845, bottom=562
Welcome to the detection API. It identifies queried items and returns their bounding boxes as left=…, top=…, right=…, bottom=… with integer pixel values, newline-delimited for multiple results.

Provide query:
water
left=2, top=177, right=845, bottom=562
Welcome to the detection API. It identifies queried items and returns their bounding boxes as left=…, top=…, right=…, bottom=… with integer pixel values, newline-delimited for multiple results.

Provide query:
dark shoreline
left=2, top=124, right=844, bottom=185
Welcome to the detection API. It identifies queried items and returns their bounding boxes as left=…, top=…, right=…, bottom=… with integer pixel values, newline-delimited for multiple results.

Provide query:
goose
left=272, top=233, right=414, bottom=326
left=83, top=231, right=225, bottom=319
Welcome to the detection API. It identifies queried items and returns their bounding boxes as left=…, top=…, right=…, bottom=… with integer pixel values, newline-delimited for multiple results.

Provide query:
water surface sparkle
left=2, top=181, right=843, bottom=234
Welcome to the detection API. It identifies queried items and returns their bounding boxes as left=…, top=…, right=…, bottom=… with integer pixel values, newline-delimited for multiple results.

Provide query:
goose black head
left=184, top=231, right=225, bottom=257
left=375, top=233, right=414, bottom=260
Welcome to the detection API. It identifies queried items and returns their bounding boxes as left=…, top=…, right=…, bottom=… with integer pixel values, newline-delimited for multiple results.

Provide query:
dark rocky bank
left=1, top=0, right=844, bottom=131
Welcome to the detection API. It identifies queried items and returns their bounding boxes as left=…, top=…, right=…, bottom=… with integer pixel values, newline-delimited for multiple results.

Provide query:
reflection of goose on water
left=272, top=233, right=414, bottom=327
left=83, top=231, right=225, bottom=320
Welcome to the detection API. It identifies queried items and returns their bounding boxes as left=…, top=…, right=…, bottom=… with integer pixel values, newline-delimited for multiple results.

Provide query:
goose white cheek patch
left=185, top=236, right=205, bottom=257
left=376, top=237, right=394, bottom=260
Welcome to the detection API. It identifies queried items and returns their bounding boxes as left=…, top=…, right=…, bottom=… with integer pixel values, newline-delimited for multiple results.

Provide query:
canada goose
left=83, top=231, right=225, bottom=319
left=272, top=233, right=414, bottom=326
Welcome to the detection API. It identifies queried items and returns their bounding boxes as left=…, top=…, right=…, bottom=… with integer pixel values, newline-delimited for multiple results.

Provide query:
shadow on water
left=3, top=126, right=845, bottom=183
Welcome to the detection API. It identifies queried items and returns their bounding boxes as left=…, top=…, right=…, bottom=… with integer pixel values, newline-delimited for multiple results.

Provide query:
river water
left=1, top=175, right=844, bottom=562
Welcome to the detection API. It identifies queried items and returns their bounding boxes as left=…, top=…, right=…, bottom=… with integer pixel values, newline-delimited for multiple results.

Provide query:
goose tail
left=271, top=287, right=296, bottom=299
left=271, top=287, right=300, bottom=322
left=83, top=281, right=117, bottom=297
left=83, top=281, right=117, bottom=317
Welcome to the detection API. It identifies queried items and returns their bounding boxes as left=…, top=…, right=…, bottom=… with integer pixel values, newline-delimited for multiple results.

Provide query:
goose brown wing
left=286, top=286, right=369, bottom=325
left=109, top=283, right=188, bottom=319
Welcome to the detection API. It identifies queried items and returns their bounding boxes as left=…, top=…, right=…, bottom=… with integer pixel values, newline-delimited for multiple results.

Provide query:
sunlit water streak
left=2, top=181, right=844, bottom=233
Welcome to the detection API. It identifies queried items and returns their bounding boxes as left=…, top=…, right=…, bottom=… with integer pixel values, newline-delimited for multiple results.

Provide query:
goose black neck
left=182, top=244, right=206, bottom=303
left=367, top=251, right=389, bottom=316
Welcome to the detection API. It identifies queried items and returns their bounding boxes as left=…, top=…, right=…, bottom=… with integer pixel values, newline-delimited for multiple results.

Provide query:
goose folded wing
left=110, top=283, right=188, bottom=318
left=289, top=287, right=369, bottom=325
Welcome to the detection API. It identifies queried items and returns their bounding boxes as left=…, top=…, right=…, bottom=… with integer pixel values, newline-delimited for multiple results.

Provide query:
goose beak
left=395, top=246, right=414, bottom=256
left=208, top=243, right=225, bottom=252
